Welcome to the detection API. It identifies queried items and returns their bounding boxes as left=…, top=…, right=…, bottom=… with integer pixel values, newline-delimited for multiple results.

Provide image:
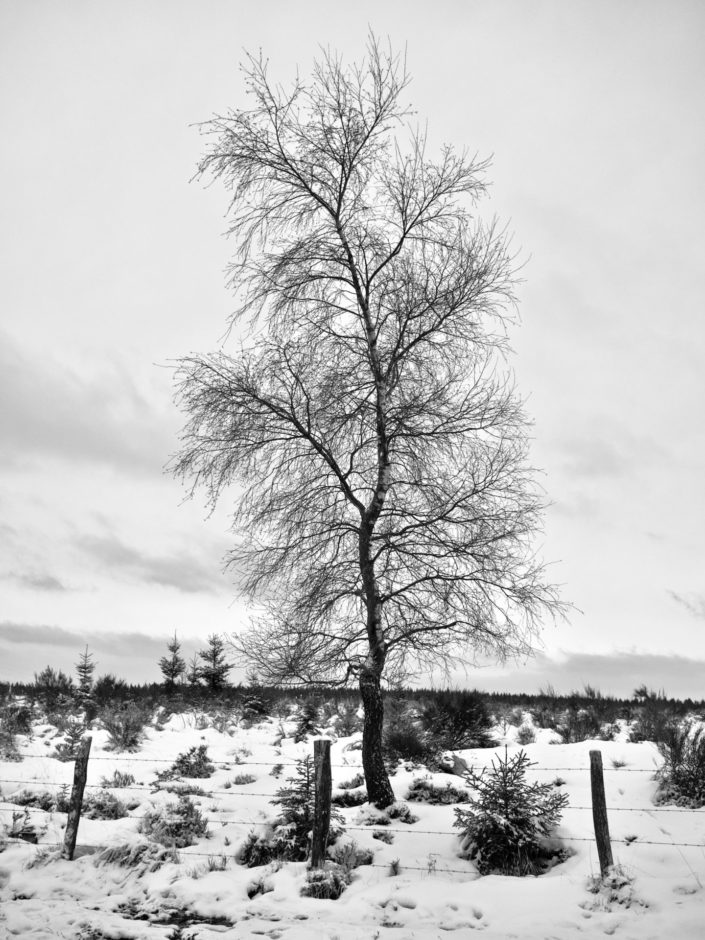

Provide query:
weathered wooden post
left=61, top=735, right=92, bottom=861
left=311, top=737, right=332, bottom=868
left=589, top=749, right=613, bottom=876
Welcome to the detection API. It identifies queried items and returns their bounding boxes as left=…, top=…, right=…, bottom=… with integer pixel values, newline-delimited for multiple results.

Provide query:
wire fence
left=2, top=735, right=704, bottom=869
left=2, top=760, right=704, bottom=853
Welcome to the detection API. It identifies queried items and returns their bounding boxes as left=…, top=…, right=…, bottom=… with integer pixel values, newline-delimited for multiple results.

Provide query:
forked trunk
left=359, top=666, right=395, bottom=808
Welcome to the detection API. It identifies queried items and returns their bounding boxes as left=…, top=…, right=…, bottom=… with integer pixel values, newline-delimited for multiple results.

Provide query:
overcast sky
left=1, top=0, right=703, bottom=697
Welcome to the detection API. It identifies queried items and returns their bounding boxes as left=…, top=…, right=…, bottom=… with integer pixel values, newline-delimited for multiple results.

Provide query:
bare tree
left=172, top=38, right=565, bottom=806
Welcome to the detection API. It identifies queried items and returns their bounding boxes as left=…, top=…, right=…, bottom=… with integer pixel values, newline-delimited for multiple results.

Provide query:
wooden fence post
left=61, top=735, right=92, bottom=861
left=589, top=749, right=613, bottom=876
left=311, top=737, right=332, bottom=869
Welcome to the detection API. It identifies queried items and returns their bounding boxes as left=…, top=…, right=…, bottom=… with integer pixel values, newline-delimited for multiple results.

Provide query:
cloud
left=0, top=329, right=174, bottom=474
left=555, top=423, right=665, bottom=482
left=668, top=590, right=705, bottom=620
left=75, top=532, right=228, bottom=594
left=441, top=649, right=705, bottom=700
left=2, top=571, right=67, bottom=591
left=0, top=621, right=85, bottom=648
left=0, top=622, right=235, bottom=685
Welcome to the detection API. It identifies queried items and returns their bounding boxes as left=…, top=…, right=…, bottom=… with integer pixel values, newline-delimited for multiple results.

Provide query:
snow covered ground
left=1, top=709, right=704, bottom=939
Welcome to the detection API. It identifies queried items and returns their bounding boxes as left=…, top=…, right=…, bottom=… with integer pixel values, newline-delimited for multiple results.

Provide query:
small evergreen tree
left=240, top=755, right=344, bottom=865
left=454, top=747, right=568, bottom=875
left=75, top=647, right=97, bottom=722
left=75, top=647, right=96, bottom=698
left=33, top=667, right=74, bottom=713
left=159, top=633, right=186, bottom=691
left=186, top=654, right=202, bottom=686
left=293, top=698, right=320, bottom=742
left=198, top=634, right=232, bottom=691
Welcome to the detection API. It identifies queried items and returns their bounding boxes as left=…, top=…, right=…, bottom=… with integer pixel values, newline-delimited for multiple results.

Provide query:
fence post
left=589, top=749, right=613, bottom=876
left=61, top=735, right=92, bottom=861
left=311, top=737, right=332, bottom=869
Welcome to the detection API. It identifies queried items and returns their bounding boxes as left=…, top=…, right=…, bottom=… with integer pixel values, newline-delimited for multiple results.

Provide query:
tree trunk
left=359, top=666, right=395, bottom=808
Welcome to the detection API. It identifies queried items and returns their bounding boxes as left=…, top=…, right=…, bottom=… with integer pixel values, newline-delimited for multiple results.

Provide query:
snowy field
left=1, top=709, right=704, bottom=939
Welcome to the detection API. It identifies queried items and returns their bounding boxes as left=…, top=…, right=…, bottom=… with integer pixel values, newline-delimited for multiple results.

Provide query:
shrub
left=0, top=700, right=32, bottom=736
left=384, top=722, right=431, bottom=765
left=239, top=755, right=344, bottom=866
left=99, top=770, right=136, bottom=788
left=300, top=864, right=350, bottom=900
left=656, top=721, right=705, bottom=807
left=100, top=703, right=152, bottom=752
left=516, top=724, right=535, bottom=745
left=0, top=727, right=20, bottom=761
left=231, top=773, right=257, bottom=785
left=331, top=788, right=367, bottom=808
left=32, top=667, right=74, bottom=713
left=139, top=796, right=209, bottom=847
left=419, top=691, right=496, bottom=750
left=555, top=707, right=601, bottom=743
left=246, top=874, right=275, bottom=898
left=629, top=687, right=675, bottom=743
left=386, top=802, right=418, bottom=824
left=338, top=772, right=364, bottom=790
left=53, top=719, right=87, bottom=761
left=293, top=699, right=320, bottom=742
left=406, top=777, right=469, bottom=805
left=328, top=839, right=374, bottom=872
left=92, top=674, right=130, bottom=707
left=156, top=745, right=215, bottom=781
left=454, top=747, right=569, bottom=875
left=97, top=841, right=180, bottom=873
left=11, top=787, right=70, bottom=813
left=372, top=829, right=394, bottom=844
left=334, top=702, right=363, bottom=737
left=82, top=790, right=130, bottom=820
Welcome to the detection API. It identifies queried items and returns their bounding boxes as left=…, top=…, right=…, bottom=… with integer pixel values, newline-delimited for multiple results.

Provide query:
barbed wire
left=2, top=773, right=702, bottom=812
left=1, top=789, right=703, bottom=816
left=11, top=751, right=663, bottom=773
left=4, top=833, right=704, bottom=852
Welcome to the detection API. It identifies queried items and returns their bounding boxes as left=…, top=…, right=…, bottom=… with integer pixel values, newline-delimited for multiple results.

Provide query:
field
left=1, top=692, right=704, bottom=939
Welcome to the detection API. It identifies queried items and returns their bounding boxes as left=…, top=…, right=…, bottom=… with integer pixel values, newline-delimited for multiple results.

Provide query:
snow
left=1, top=709, right=704, bottom=939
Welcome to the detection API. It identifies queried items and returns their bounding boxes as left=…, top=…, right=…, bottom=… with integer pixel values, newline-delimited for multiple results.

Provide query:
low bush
left=100, top=703, right=152, bottom=752
left=0, top=728, right=20, bottom=761
left=331, top=788, right=367, bottom=808
left=82, top=789, right=131, bottom=820
left=328, top=839, right=374, bottom=872
left=338, top=773, right=364, bottom=790
left=555, top=707, right=601, bottom=744
left=629, top=687, right=676, bottom=744
left=516, top=724, right=536, bottom=745
left=334, top=702, right=363, bottom=737
left=454, top=747, right=569, bottom=875
left=372, top=829, right=394, bottom=844
left=656, top=721, right=705, bottom=807
left=419, top=690, right=495, bottom=750
left=246, top=874, right=275, bottom=899
left=384, top=721, right=432, bottom=765
left=156, top=745, right=215, bottom=781
left=99, top=770, right=136, bottom=788
left=293, top=699, right=320, bottom=742
left=32, top=667, right=74, bottom=713
left=0, top=700, right=32, bottom=736
left=11, top=787, right=70, bottom=813
left=230, top=773, right=257, bottom=785
left=300, top=864, right=350, bottom=900
left=97, top=841, right=180, bottom=873
left=139, top=795, right=209, bottom=847
left=386, top=802, right=418, bottom=824
left=406, top=777, right=469, bottom=805
left=239, top=755, right=344, bottom=866
left=53, top=719, right=88, bottom=761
